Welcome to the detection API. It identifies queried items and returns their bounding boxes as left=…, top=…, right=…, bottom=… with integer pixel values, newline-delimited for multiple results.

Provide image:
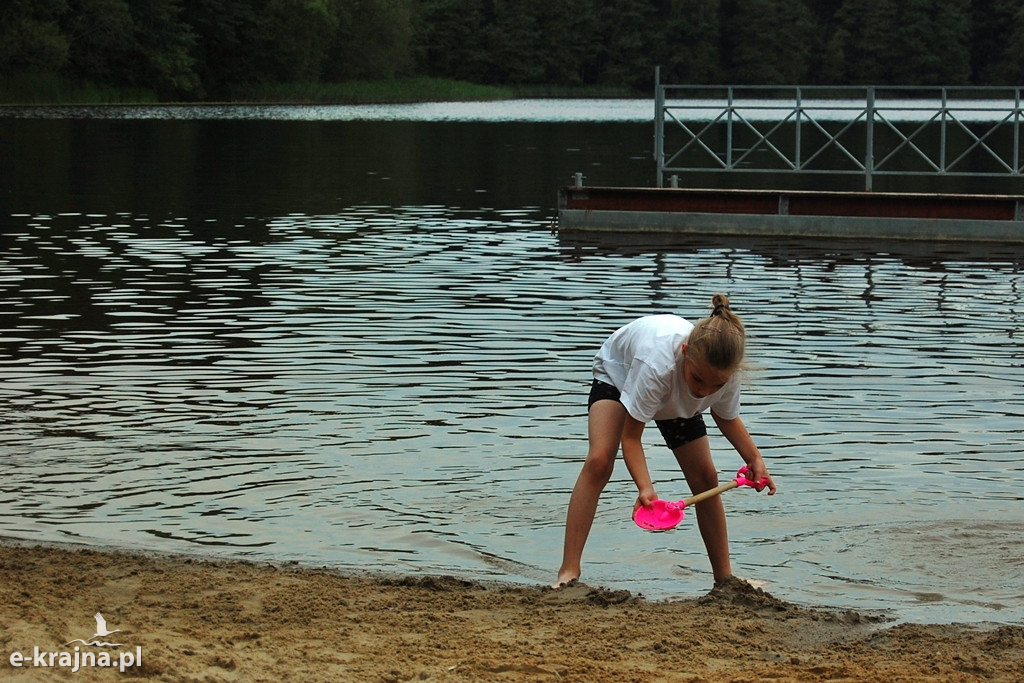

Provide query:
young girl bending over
left=556, top=294, right=776, bottom=587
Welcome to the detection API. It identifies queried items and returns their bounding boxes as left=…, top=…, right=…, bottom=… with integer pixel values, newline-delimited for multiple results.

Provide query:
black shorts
left=588, top=379, right=708, bottom=450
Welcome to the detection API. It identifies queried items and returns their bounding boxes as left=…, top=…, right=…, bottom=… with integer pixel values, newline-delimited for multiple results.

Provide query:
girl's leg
left=555, top=399, right=626, bottom=586
left=673, top=437, right=732, bottom=583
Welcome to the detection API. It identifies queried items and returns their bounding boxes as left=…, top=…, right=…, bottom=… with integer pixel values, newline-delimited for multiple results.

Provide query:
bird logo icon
left=64, top=612, right=123, bottom=647
left=91, top=612, right=121, bottom=639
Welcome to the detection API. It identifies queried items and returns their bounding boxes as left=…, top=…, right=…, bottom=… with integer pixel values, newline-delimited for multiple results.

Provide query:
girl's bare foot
left=553, top=570, right=579, bottom=589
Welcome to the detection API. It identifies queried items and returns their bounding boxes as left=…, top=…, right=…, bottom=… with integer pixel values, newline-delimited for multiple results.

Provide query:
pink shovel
left=632, top=466, right=767, bottom=531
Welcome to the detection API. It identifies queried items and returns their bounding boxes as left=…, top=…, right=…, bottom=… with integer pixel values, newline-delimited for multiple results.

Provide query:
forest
left=3, top=0, right=1024, bottom=101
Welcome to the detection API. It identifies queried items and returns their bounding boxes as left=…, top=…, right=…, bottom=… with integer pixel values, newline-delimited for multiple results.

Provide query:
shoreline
left=2, top=542, right=1021, bottom=681
left=0, top=77, right=641, bottom=108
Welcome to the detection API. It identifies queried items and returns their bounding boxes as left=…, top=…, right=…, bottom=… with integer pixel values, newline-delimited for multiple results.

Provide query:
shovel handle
left=679, top=467, right=765, bottom=508
left=682, top=479, right=739, bottom=507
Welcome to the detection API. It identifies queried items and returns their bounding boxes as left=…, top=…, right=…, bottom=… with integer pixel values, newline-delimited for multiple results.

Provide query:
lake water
left=1, top=102, right=1022, bottom=626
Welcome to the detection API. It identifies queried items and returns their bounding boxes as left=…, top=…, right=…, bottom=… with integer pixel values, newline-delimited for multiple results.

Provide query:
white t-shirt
left=592, top=314, right=741, bottom=423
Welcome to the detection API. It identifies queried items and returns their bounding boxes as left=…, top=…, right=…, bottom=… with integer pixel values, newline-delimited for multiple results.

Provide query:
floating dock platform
left=557, top=186, right=1024, bottom=243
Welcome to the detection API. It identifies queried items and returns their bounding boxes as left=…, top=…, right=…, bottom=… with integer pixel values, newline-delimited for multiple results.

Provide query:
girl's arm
left=621, top=414, right=658, bottom=508
left=711, top=412, right=777, bottom=495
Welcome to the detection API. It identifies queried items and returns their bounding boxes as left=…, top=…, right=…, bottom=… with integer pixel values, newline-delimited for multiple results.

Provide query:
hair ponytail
left=687, top=293, right=746, bottom=372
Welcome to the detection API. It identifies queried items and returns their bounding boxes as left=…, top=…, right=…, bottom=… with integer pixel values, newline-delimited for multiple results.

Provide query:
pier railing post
left=1016, top=88, right=1021, bottom=176
left=795, top=87, right=802, bottom=171
left=940, top=87, right=948, bottom=173
left=654, top=66, right=665, bottom=188
left=865, top=86, right=875, bottom=192
left=727, top=87, right=734, bottom=170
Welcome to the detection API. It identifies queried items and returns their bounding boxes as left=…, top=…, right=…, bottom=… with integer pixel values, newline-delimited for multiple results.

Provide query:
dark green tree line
left=3, top=0, right=1024, bottom=101
left=0, top=0, right=69, bottom=75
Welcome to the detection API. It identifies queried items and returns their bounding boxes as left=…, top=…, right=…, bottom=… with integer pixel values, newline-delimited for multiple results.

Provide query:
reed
left=0, top=73, right=158, bottom=104
left=227, top=78, right=514, bottom=104
left=0, top=76, right=640, bottom=106
left=511, top=84, right=640, bottom=99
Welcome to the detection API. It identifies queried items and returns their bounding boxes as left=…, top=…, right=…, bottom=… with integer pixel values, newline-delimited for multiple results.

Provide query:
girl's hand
left=747, top=460, right=777, bottom=495
left=633, top=486, right=659, bottom=513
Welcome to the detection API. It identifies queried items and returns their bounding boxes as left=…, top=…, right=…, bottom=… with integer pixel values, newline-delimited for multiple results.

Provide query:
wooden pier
left=562, top=77, right=1024, bottom=243
left=557, top=186, right=1024, bottom=243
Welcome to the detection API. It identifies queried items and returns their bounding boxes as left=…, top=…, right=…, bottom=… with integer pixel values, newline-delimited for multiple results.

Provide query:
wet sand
left=2, top=543, right=1021, bottom=681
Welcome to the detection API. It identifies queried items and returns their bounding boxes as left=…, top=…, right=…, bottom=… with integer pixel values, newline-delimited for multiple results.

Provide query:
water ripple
left=1, top=208, right=1023, bottom=623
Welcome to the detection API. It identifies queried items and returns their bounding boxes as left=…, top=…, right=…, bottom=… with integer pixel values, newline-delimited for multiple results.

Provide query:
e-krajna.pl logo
left=8, top=612, right=142, bottom=674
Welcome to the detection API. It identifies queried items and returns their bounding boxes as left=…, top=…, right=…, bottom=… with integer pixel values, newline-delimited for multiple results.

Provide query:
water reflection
left=0, top=118, right=654, bottom=218
left=2, top=205, right=1023, bottom=625
left=0, top=100, right=656, bottom=122
left=5, top=98, right=1024, bottom=122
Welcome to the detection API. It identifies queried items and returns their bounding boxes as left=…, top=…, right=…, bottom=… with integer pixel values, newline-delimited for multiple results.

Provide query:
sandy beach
left=2, top=543, right=1021, bottom=681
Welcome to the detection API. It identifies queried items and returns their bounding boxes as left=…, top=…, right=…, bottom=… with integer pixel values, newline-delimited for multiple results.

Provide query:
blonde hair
left=687, top=294, right=745, bottom=372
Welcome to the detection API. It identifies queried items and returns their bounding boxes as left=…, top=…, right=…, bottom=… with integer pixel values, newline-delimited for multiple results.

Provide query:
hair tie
left=711, top=304, right=730, bottom=317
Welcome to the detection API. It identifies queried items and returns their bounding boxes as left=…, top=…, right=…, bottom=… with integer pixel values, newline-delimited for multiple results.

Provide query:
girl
left=556, top=294, right=776, bottom=587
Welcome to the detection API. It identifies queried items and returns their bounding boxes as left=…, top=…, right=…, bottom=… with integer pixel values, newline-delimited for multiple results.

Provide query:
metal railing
left=654, top=68, right=1024, bottom=191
